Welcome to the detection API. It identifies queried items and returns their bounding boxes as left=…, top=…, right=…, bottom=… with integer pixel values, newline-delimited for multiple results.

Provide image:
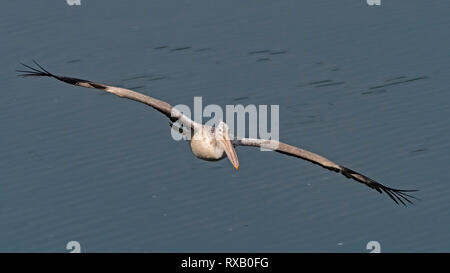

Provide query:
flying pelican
left=17, top=61, right=417, bottom=205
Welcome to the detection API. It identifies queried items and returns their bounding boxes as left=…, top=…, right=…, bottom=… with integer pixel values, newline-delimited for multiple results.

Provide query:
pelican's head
left=215, top=121, right=239, bottom=171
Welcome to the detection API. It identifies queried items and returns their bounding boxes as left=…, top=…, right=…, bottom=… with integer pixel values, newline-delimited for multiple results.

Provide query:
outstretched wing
left=236, top=138, right=418, bottom=206
left=17, top=61, right=200, bottom=130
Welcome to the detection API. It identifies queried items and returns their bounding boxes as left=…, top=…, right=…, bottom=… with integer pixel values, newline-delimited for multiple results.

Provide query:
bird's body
left=17, top=61, right=417, bottom=205
left=190, top=127, right=225, bottom=161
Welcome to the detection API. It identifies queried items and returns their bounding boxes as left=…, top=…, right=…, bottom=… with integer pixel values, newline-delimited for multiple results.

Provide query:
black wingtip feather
left=17, top=61, right=98, bottom=89
left=17, top=61, right=54, bottom=78
left=340, top=166, right=419, bottom=206
left=32, top=59, right=51, bottom=74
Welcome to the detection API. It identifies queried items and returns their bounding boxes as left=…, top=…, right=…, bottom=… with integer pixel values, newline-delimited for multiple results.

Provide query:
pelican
left=17, top=61, right=417, bottom=205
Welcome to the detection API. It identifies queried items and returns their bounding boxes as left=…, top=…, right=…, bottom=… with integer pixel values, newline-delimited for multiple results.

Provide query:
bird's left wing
left=235, top=138, right=418, bottom=205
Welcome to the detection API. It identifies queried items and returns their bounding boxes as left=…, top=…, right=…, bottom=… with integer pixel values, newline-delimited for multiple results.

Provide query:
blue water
left=1, top=0, right=449, bottom=252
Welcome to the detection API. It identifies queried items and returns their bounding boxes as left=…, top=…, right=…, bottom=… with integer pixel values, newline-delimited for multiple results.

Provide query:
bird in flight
left=17, top=61, right=418, bottom=206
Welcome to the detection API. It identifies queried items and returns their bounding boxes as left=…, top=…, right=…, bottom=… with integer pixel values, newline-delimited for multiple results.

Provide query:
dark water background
left=1, top=0, right=449, bottom=252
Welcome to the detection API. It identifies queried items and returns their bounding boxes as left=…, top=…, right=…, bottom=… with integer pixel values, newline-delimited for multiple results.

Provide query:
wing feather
left=236, top=138, right=418, bottom=205
left=17, top=61, right=199, bottom=130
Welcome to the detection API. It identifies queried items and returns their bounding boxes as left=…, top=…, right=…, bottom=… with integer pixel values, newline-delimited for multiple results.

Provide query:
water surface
left=0, top=0, right=449, bottom=252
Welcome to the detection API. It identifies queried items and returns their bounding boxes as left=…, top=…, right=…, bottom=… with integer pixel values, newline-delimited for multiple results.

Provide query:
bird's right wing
left=17, top=61, right=200, bottom=130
